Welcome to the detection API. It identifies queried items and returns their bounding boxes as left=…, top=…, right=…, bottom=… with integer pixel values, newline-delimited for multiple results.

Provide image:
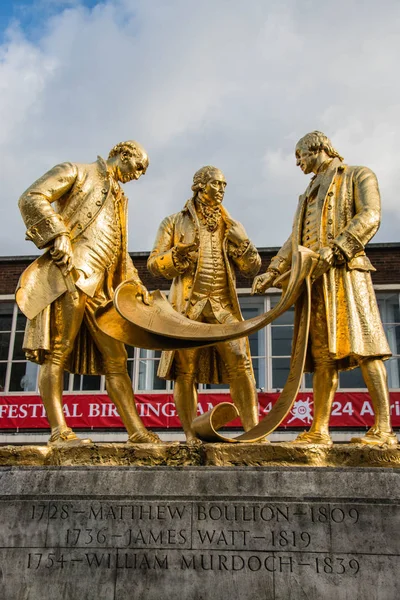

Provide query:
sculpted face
left=117, top=150, right=149, bottom=183
left=295, top=143, right=320, bottom=175
left=201, top=169, right=227, bottom=205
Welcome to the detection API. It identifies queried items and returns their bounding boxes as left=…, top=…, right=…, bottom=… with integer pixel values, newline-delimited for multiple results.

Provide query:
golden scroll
left=96, top=246, right=319, bottom=442
left=96, top=246, right=318, bottom=350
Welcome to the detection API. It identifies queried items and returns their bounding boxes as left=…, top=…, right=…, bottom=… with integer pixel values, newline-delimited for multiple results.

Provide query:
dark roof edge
left=1, top=242, right=400, bottom=263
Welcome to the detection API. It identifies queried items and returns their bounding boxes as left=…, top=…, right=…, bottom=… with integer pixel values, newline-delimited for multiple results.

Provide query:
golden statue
left=16, top=141, right=162, bottom=447
left=252, top=130, right=397, bottom=447
left=147, top=166, right=261, bottom=445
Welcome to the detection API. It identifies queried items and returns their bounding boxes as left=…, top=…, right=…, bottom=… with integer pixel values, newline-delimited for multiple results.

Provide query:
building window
left=72, top=374, right=102, bottom=392
left=269, top=296, right=294, bottom=390
left=136, top=349, right=169, bottom=391
left=335, top=291, right=400, bottom=389
left=242, top=297, right=267, bottom=390
left=0, top=302, right=13, bottom=392
left=0, top=302, right=105, bottom=394
left=0, top=302, right=40, bottom=393
left=379, top=292, right=400, bottom=389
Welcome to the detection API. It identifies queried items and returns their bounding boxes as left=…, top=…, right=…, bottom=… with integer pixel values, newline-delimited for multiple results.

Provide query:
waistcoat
left=80, top=181, right=122, bottom=276
left=190, top=210, right=230, bottom=315
left=301, top=186, right=324, bottom=252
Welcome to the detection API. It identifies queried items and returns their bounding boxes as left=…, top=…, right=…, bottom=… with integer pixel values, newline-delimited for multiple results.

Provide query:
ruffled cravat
left=197, top=200, right=222, bottom=232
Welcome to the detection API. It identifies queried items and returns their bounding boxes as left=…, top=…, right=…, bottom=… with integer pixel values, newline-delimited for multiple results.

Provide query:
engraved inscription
left=0, top=497, right=398, bottom=600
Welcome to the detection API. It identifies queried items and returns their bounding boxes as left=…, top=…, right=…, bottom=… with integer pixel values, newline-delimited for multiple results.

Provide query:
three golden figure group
left=16, top=131, right=398, bottom=448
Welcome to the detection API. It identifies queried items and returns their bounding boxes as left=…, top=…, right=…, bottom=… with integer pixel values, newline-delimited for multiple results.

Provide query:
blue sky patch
left=0, top=0, right=100, bottom=42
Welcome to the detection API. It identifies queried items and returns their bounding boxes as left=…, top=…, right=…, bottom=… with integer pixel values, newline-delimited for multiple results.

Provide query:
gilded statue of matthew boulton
left=16, top=141, right=162, bottom=446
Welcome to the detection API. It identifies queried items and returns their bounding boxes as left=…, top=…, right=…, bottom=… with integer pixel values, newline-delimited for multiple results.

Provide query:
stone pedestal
left=0, top=457, right=399, bottom=599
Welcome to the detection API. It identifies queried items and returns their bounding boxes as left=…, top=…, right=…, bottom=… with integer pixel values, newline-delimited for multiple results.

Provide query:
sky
left=1, top=0, right=400, bottom=256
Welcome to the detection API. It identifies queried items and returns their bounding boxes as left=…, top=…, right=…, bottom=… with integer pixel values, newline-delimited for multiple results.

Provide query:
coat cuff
left=172, top=247, right=191, bottom=274
left=334, top=230, right=364, bottom=261
left=156, top=250, right=185, bottom=278
left=269, top=255, right=289, bottom=274
left=228, top=239, right=250, bottom=258
left=25, top=214, right=68, bottom=249
left=230, top=241, right=261, bottom=277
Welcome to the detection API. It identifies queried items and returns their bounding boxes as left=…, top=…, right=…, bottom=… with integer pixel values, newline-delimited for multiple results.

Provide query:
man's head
left=295, top=131, right=343, bottom=175
left=192, top=166, right=227, bottom=206
left=108, top=140, right=149, bottom=183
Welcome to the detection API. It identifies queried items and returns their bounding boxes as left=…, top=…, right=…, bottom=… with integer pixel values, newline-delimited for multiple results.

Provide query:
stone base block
left=0, top=464, right=399, bottom=599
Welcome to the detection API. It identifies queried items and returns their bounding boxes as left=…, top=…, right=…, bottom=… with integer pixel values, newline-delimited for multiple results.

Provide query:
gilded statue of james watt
left=148, top=166, right=261, bottom=445
left=16, top=141, right=162, bottom=446
left=253, top=131, right=397, bottom=447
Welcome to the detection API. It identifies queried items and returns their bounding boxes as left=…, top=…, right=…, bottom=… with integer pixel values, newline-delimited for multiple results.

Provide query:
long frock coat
left=16, top=157, right=141, bottom=374
left=148, top=199, right=261, bottom=383
left=268, top=158, right=391, bottom=371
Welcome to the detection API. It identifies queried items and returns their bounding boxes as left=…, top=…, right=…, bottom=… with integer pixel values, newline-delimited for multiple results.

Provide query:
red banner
left=1, top=392, right=400, bottom=429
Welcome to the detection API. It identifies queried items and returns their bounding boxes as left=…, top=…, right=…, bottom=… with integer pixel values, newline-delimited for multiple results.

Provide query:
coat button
left=328, top=191, right=334, bottom=197
left=87, top=212, right=92, bottom=218
left=102, top=188, right=107, bottom=193
left=96, top=200, right=102, bottom=206
left=328, top=204, right=332, bottom=209
left=77, top=223, right=82, bottom=229
left=327, top=234, right=333, bottom=239
left=328, top=219, right=333, bottom=225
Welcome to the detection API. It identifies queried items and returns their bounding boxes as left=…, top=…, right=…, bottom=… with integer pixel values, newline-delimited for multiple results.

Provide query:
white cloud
left=1, top=0, right=400, bottom=255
